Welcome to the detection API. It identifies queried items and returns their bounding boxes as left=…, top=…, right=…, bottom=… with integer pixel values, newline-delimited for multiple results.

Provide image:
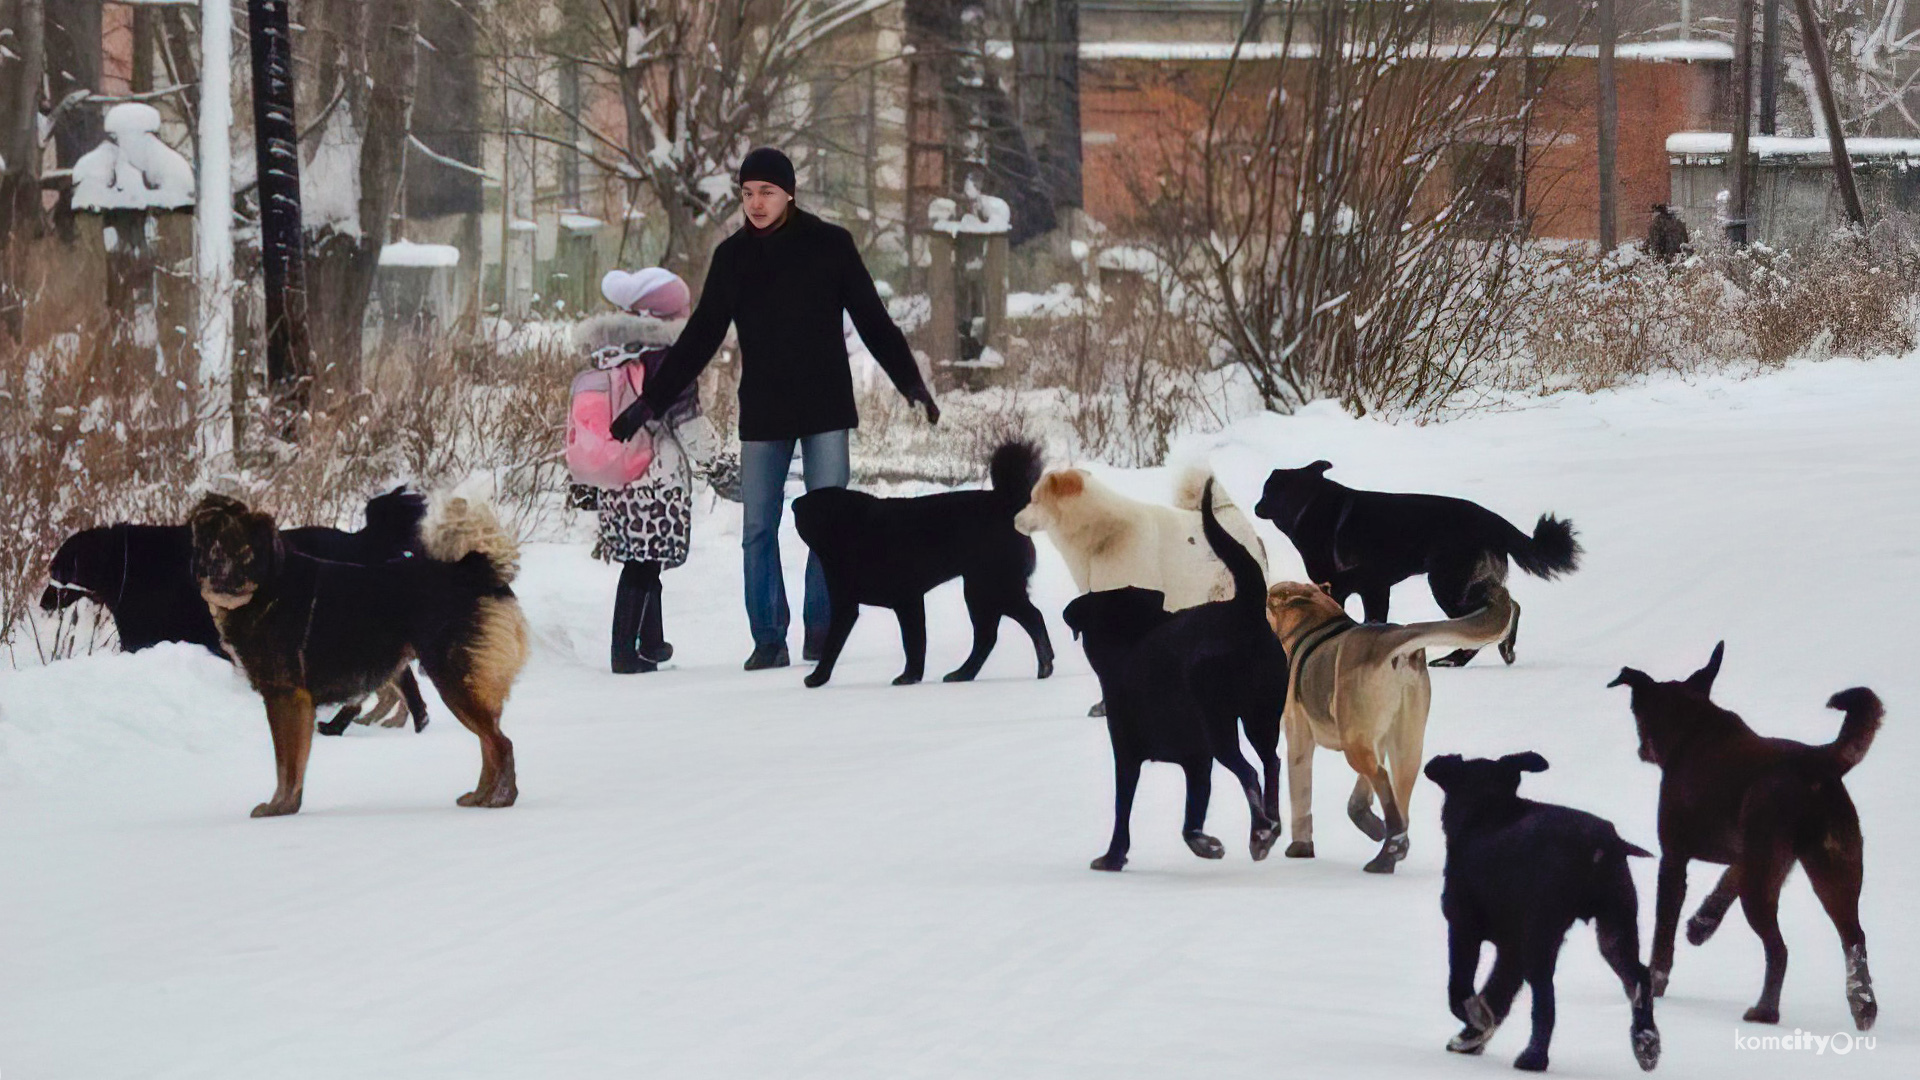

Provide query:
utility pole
left=245, top=0, right=313, bottom=434
left=198, top=0, right=235, bottom=453
left=1759, top=0, right=1780, bottom=134
left=1792, top=0, right=1865, bottom=227
left=1727, top=0, right=1754, bottom=246
left=1597, top=0, right=1618, bottom=250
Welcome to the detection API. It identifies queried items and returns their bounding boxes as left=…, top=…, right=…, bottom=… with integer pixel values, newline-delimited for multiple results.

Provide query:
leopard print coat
left=573, top=312, right=699, bottom=567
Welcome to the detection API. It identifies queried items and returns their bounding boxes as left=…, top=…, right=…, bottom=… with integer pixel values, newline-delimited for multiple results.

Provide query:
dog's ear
left=1685, top=641, right=1724, bottom=694
left=1500, top=751, right=1549, bottom=774
left=1423, top=754, right=1463, bottom=786
left=1607, top=667, right=1650, bottom=690
left=1306, top=460, right=1333, bottom=476
left=1060, top=595, right=1087, bottom=639
left=246, top=510, right=284, bottom=576
left=1047, top=470, right=1084, bottom=499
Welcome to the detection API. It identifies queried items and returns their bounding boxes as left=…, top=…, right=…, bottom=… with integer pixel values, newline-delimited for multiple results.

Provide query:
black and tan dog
left=1609, top=644, right=1881, bottom=1030
left=190, top=493, right=529, bottom=817
left=41, top=488, right=431, bottom=733
left=1064, top=482, right=1285, bottom=871
left=1426, top=752, right=1660, bottom=1073
left=1253, top=461, right=1578, bottom=666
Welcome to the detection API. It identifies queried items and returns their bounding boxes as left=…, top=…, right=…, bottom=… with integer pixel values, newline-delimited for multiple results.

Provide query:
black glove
left=608, top=398, right=655, bottom=443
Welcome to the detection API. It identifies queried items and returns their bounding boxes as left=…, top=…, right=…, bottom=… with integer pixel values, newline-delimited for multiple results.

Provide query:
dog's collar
left=1288, top=614, right=1355, bottom=679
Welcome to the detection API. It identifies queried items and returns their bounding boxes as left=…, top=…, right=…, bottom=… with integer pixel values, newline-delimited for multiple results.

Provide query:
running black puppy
left=41, top=488, right=431, bottom=732
left=793, top=440, right=1053, bottom=687
left=191, top=493, right=529, bottom=817
left=1064, top=482, right=1285, bottom=871
left=1253, top=461, right=1580, bottom=666
left=1609, top=644, right=1881, bottom=1030
left=1425, top=752, right=1660, bottom=1073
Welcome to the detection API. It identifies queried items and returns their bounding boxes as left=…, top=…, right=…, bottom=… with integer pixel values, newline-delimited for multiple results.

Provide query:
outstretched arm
left=614, top=247, right=734, bottom=440
left=839, top=230, right=938, bottom=424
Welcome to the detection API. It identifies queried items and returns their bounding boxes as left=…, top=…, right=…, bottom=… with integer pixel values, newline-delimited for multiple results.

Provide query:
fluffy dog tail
left=363, top=485, right=429, bottom=554
left=1502, top=513, right=1582, bottom=580
left=1199, top=479, right=1266, bottom=612
left=423, top=496, right=521, bottom=587
left=1378, top=583, right=1515, bottom=661
left=1173, top=464, right=1241, bottom=512
left=1824, top=687, right=1884, bottom=774
left=989, top=439, right=1045, bottom=514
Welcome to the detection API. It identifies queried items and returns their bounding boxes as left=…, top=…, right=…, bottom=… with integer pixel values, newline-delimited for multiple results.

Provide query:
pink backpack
left=566, top=362, right=653, bottom=489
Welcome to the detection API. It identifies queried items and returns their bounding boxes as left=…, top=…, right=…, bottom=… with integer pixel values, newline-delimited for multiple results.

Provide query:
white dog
left=1014, top=465, right=1267, bottom=609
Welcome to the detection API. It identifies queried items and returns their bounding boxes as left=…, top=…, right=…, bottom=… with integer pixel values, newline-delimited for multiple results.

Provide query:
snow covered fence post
left=197, top=0, right=236, bottom=456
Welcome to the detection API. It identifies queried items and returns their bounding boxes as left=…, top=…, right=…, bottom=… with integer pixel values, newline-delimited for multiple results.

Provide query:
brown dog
left=1609, top=644, right=1881, bottom=1030
left=190, top=493, right=528, bottom=817
left=1266, top=579, right=1514, bottom=872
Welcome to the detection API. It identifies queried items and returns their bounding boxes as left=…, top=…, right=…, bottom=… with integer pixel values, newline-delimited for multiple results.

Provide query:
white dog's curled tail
left=1172, top=464, right=1239, bottom=511
left=424, top=495, right=522, bottom=586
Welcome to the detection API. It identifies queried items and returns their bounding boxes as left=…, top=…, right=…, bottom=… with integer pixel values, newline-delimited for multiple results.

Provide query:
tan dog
left=1266, top=579, right=1514, bottom=872
left=1014, top=465, right=1267, bottom=609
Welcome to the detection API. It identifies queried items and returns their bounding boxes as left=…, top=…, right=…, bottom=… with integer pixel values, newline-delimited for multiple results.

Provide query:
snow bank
left=1667, top=132, right=1920, bottom=159
left=378, top=240, right=461, bottom=268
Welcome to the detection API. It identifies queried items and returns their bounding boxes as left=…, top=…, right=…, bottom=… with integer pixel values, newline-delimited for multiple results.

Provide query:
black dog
left=1253, top=461, right=1579, bottom=666
left=793, top=440, right=1053, bottom=687
left=1426, top=752, right=1660, bottom=1073
left=1064, top=482, right=1286, bottom=871
left=190, top=493, right=529, bottom=816
left=1610, top=644, right=1881, bottom=1030
left=41, top=488, right=431, bottom=733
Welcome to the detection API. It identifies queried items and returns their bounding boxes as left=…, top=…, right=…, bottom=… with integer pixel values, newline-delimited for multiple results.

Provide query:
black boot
left=637, top=568, right=673, bottom=665
left=611, top=562, right=655, bottom=674
left=744, top=642, right=790, bottom=670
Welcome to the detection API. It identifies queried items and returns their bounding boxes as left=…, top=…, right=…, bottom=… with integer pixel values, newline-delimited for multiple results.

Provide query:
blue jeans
left=740, top=430, right=850, bottom=648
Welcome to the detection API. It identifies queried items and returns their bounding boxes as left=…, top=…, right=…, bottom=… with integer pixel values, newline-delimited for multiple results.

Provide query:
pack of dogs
left=44, top=445, right=1882, bottom=1072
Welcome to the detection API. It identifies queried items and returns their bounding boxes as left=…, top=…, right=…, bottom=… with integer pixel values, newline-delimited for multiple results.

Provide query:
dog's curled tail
left=989, top=439, right=1045, bottom=513
left=1199, top=480, right=1266, bottom=611
left=1825, top=687, right=1884, bottom=773
left=424, top=496, right=521, bottom=587
left=1173, top=464, right=1238, bottom=512
left=364, top=485, right=430, bottom=553
left=1507, top=513, right=1582, bottom=580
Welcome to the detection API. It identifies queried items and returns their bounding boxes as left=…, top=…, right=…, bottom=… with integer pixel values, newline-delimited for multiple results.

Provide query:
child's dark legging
left=611, top=559, right=669, bottom=672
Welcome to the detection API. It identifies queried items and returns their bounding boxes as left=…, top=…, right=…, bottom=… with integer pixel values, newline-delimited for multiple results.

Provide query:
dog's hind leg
left=1736, top=847, right=1795, bottom=1024
left=1513, top=938, right=1563, bottom=1072
left=1346, top=775, right=1385, bottom=841
left=891, top=596, right=927, bottom=686
left=1358, top=581, right=1391, bottom=624
left=1451, top=946, right=1523, bottom=1056
left=254, top=689, right=315, bottom=817
left=1687, top=866, right=1742, bottom=946
left=1283, top=709, right=1316, bottom=858
left=1246, top=711, right=1281, bottom=822
left=1447, top=923, right=1484, bottom=1026
left=1180, top=761, right=1225, bottom=859
left=1498, top=599, right=1521, bottom=666
left=1092, top=753, right=1142, bottom=872
left=1007, top=595, right=1054, bottom=679
left=1650, top=854, right=1689, bottom=997
left=398, top=667, right=430, bottom=733
left=316, top=700, right=362, bottom=737
left=943, top=578, right=1001, bottom=683
left=1348, top=745, right=1409, bottom=873
left=439, top=682, right=517, bottom=808
left=1209, top=724, right=1280, bottom=860
left=1802, top=825, right=1875, bottom=1030
left=1597, top=885, right=1662, bottom=1071
left=1427, top=559, right=1486, bottom=668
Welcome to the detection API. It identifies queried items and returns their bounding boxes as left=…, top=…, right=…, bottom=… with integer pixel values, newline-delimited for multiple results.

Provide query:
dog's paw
left=1686, top=911, right=1723, bottom=946
left=1742, top=1005, right=1779, bottom=1025
left=1184, top=832, right=1225, bottom=859
left=457, top=783, right=518, bottom=809
left=891, top=672, right=923, bottom=686
left=1500, top=640, right=1517, bottom=665
left=1284, top=840, right=1315, bottom=859
left=1036, top=656, right=1054, bottom=679
left=1363, top=833, right=1409, bottom=873
left=1448, top=1001, right=1498, bottom=1055
left=941, top=668, right=977, bottom=683
left=1089, top=854, right=1127, bottom=872
left=1513, top=1046, right=1549, bottom=1072
left=803, top=669, right=831, bottom=689
left=1446, top=1028, right=1490, bottom=1056
left=1250, top=826, right=1280, bottom=861
left=1087, top=700, right=1107, bottom=717
left=250, top=797, right=301, bottom=818
left=1632, top=1025, right=1661, bottom=1072
left=316, top=720, right=351, bottom=737
left=1429, top=649, right=1477, bottom=668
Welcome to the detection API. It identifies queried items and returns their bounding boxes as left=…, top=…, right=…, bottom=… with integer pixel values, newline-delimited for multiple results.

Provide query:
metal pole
left=1727, top=0, right=1754, bottom=247
left=1759, top=0, right=1780, bottom=135
left=1597, top=0, right=1618, bottom=250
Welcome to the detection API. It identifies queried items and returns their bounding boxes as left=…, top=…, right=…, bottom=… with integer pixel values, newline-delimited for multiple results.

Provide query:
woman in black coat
left=612, top=147, right=939, bottom=670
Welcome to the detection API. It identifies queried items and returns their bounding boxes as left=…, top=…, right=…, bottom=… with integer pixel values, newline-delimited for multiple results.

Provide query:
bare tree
left=0, top=0, right=47, bottom=337
left=1132, top=0, right=1573, bottom=415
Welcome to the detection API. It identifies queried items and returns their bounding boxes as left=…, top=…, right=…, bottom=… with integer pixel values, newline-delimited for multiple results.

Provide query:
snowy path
left=4, top=357, right=1917, bottom=1078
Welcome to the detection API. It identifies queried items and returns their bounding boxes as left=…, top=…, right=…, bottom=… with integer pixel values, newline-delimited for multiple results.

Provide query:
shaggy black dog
left=1609, top=644, right=1881, bottom=1030
left=41, top=488, right=431, bottom=732
left=1425, top=752, right=1660, bottom=1073
left=1064, top=482, right=1285, bottom=871
left=793, top=440, right=1053, bottom=687
left=191, top=493, right=529, bottom=817
left=1253, top=461, right=1580, bottom=666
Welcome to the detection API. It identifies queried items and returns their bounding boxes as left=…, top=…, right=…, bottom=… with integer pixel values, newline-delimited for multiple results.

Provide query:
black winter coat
left=639, top=209, right=929, bottom=441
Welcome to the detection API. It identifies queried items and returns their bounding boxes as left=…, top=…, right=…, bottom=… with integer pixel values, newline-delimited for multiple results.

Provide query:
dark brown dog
left=190, top=493, right=528, bottom=817
left=1609, top=643, right=1881, bottom=1030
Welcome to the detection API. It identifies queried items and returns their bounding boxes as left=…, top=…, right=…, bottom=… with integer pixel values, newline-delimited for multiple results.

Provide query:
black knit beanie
left=737, top=147, right=796, bottom=197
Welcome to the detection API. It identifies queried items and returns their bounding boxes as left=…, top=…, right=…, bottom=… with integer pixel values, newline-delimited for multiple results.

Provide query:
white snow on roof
left=994, top=38, right=1730, bottom=63
left=1569, top=40, right=1733, bottom=61
left=559, top=213, right=606, bottom=231
left=1666, top=132, right=1920, bottom=158
left=71, top=103, right=196, bottom=212
left=378, top=240, right=461, bottom=268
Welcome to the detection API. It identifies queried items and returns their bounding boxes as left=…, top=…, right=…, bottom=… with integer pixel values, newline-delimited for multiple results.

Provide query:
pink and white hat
left=600, top=267, right=691, bottom=319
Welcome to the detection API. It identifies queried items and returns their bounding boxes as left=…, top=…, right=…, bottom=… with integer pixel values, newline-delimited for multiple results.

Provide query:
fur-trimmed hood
left=572, top=312, right=686, bottom=352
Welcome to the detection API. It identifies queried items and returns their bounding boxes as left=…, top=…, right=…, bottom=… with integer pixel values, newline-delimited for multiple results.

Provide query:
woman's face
left=741, top=181, right=791, bottom=230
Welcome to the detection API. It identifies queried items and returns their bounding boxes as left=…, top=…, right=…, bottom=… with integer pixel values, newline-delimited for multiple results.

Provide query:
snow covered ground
left=4, top=356, right=1917, bottom=1078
